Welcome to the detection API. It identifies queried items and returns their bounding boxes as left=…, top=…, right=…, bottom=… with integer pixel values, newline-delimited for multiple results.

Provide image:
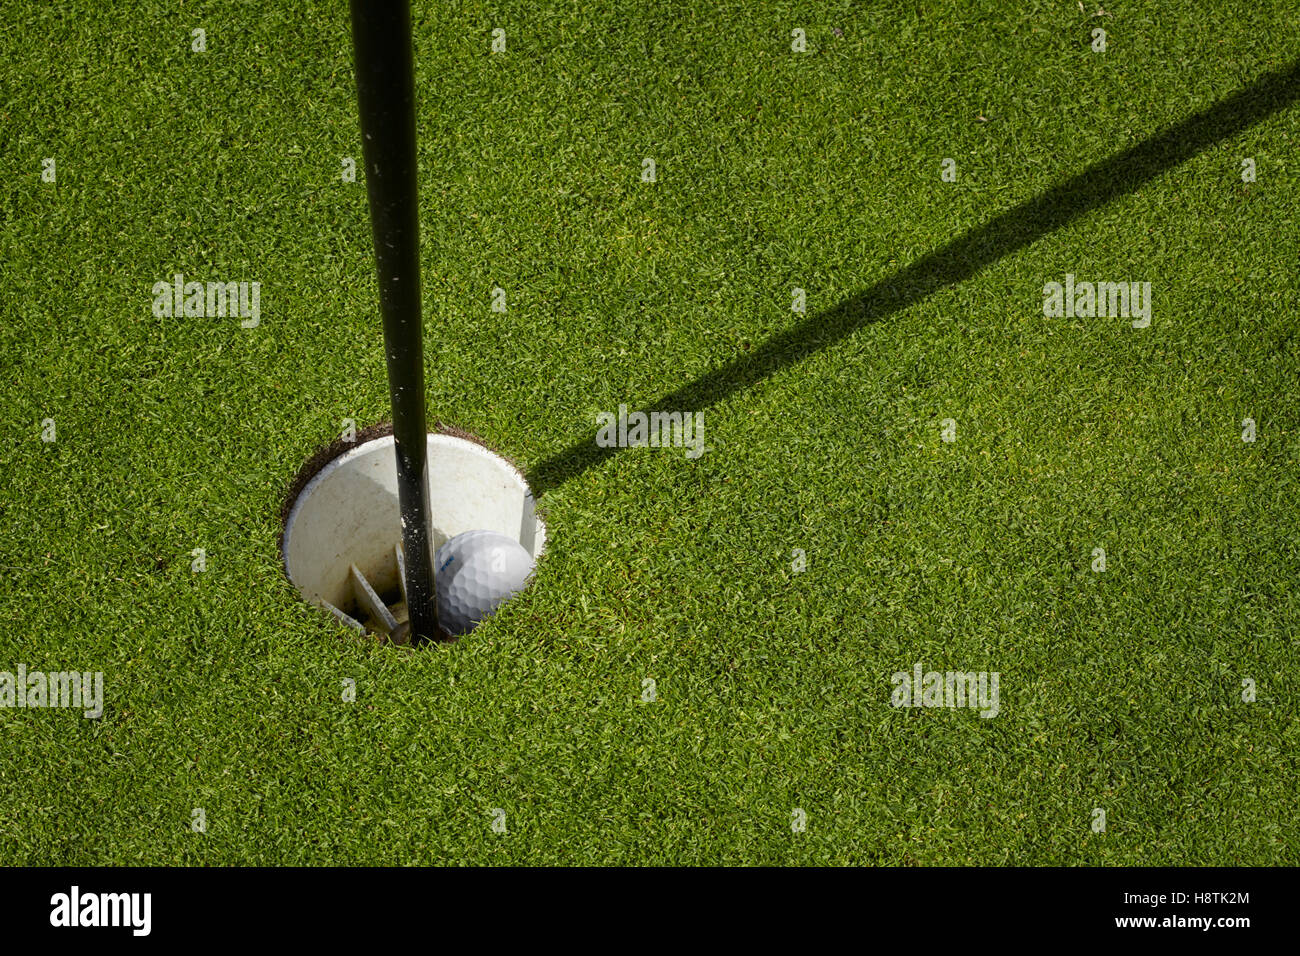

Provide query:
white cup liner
left=282, top=432, right=545, bottom=622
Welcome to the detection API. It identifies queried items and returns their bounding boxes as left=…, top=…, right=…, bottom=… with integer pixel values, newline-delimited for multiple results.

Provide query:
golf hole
left=281, top=425, right=545, bottom=644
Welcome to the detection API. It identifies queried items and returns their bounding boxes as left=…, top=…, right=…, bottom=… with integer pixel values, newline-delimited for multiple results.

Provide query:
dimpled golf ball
left=435, top=530, right=535, bottom=636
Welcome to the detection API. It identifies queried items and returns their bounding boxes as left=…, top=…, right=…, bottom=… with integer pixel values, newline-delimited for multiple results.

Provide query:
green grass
left=1, top=0, right=1297, bottom=864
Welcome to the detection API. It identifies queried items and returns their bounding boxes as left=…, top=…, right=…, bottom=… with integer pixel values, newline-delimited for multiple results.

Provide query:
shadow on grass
left=529, top=59, right=1300, bottom=496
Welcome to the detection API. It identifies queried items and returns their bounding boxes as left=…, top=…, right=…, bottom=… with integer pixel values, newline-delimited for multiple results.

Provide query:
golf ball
left=434, top=530, right=535, bottom=636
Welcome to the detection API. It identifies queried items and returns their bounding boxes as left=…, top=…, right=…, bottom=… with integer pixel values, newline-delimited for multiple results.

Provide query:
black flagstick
left=350, top=0, right=440, bottom=643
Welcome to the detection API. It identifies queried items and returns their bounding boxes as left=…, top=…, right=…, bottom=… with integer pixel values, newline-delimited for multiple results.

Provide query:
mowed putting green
left=1, top=1, right=1297, bottom=864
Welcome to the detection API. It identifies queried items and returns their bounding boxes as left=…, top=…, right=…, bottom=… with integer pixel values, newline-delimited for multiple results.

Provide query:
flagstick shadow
left=528, top=59, right=1300, bottom=497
